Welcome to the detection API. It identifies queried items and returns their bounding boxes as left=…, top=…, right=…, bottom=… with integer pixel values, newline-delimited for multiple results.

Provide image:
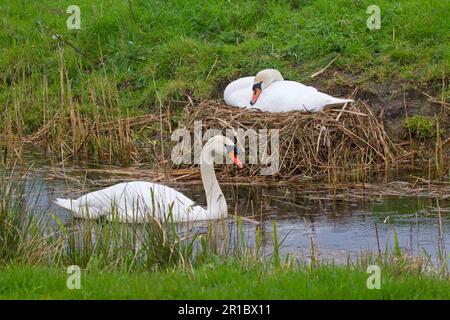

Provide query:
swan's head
left=202, top=135, right=243, bottom=169
left=250, top=69, right=284, bottom=105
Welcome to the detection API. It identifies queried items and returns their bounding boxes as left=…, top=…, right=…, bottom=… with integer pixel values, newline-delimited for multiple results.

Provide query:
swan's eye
left=224, top=143, right=238, bottom=156
left=252, top=81, right=263, bottom=91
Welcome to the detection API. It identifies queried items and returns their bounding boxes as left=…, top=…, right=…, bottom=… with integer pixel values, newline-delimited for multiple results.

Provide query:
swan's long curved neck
left=200, top=144, right=227, bottom=219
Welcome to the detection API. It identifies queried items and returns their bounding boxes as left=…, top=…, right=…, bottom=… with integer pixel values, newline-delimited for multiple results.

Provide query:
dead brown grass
left=5, top=97, right=414, bottom=183
left=177, top=100, right=405, bottom=182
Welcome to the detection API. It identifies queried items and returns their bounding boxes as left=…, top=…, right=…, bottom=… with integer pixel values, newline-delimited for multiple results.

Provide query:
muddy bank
left=312, top=73, right=449, bottom=141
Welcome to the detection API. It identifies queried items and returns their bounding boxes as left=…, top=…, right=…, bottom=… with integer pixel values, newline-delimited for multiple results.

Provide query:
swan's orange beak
left=250, top=88, right=261, bottom=106
left=228, top=150, right=243, bottom=169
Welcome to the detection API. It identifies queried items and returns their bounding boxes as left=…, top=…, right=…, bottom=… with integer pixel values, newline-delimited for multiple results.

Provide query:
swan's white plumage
left=224, top=73, right=353, bottom=112
left=55, top=182, right=206, bottom=223
left=54, top=136, right=239, bottom=223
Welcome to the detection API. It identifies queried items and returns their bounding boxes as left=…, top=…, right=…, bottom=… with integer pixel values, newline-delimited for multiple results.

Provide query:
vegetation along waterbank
left=0, top=0, right=448, bottom=182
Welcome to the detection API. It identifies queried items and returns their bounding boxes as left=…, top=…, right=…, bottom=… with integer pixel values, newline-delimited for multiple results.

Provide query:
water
left=21, top=166, right=449, bottom=265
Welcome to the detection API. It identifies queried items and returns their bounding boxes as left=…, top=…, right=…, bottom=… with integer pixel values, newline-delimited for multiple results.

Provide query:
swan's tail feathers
left=329, top=97, right=354, bottom=105
left=54, top=198, right=75, bottom=211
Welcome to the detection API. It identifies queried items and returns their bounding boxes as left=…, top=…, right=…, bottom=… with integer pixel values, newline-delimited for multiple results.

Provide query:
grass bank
left=1, top=0, right=448, bottom=169
left=1, top=261, right=449, bottom=299
left=2, top=0, right=448, bottom=109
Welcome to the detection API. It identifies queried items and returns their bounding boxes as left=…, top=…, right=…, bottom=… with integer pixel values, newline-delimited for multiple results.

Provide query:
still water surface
left=21, top=166, right=449, bottom=265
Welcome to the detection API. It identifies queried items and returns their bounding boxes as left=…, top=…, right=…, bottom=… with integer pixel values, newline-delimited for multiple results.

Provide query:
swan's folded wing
left=224, top=76, right=254, bottom=107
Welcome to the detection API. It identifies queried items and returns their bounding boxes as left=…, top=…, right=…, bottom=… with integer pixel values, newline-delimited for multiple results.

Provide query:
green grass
left=404, top=115, right=438, bottom=140
left=1, top=261, right=449, bottom=299
left=1, top=0, right=449, bottom=135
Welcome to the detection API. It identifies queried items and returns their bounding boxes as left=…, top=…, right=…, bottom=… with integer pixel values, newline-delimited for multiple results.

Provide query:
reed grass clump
left=0, top=172, right=61, bottom=265
left=0, top=170, right=448, bottom=279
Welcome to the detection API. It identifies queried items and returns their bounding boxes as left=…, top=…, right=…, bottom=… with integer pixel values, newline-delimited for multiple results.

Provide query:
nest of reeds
left=176, top=100, right=403, bottom=180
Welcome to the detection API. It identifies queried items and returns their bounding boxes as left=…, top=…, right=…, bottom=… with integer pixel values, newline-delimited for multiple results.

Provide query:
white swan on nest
left=54, top=136, right=243, bottom=223
left=224, top=69, right=353, bottom=112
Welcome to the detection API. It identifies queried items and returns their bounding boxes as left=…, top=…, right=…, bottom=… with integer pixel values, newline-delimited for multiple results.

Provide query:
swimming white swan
left=224, top=69, right=353, bottom=112
left=54, top=136, right=243, bottom=223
